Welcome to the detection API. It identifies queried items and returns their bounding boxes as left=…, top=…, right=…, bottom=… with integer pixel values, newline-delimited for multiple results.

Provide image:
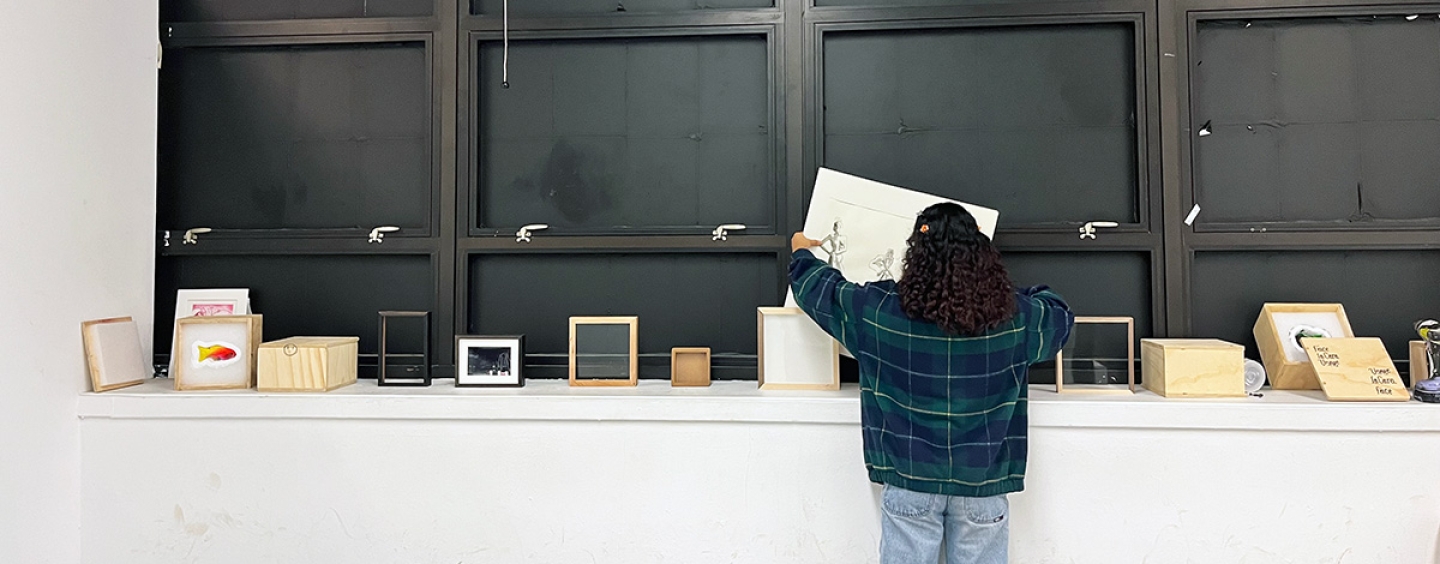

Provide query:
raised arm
left=1019, top=285, right=1075, bottom=364
left=788, top=234, right=864, bottom=352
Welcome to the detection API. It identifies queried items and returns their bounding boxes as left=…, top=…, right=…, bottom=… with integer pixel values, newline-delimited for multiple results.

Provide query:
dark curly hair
left=897, top=203, right=1016, bottom=336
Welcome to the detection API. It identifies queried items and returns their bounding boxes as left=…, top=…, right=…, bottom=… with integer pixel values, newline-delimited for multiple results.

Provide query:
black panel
left=162, top=0, right=431, bottom=21
left=159, top=42, right=431, bottom=231
left=470, top=0, right=771, bottom=16
left=477, top=35, right=773, bottom=232
left=1193, top=17, right=1440, bottom=224
left=1005, top=251, right=1150, bottom=383
left=155, top=255, right=435, bottom=371
left=469, top=253, right=780, bottom=378
left=823, top=24, right=1138, bottom=225
left=1192, top=251, right=1440, bottom=365
left=1005, top=251, right=1151, bottom=333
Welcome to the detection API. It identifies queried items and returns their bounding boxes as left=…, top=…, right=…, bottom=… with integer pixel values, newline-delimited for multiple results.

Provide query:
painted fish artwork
left=193, top=341, right=241, bottom=367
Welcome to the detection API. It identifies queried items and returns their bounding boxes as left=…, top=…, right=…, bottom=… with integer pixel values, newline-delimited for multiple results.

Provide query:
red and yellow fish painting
left=195, top=342, right=239, bottom=363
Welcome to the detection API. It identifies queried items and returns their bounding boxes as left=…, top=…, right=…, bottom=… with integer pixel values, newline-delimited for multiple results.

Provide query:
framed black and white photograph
left=456, top=335, right=524, bottom=387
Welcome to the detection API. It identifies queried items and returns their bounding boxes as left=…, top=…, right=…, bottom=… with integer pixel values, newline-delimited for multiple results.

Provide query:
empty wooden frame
left=671, top=347, right=711, bottom=387
left=757, top=307, right=841, bottom=391
left=81, top=317, right=149, bottom=392
left=570, top=316, right=639, bottom=387
left=172, top=314, right=263, bottom=391
left=1054, top=316, right=1135, bottom=395
left=1253, top=303, right=1353, bottom=390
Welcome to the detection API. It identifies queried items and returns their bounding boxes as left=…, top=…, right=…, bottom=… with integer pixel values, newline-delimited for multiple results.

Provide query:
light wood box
left=257, top=337, right=359, bottom=392
left=671, top=347, right=711, bottom=387
left=173, top=314, right=263, bottom=391
left=1253, top=303, right=1353, bottom=390
left=1413, top=340, right=1431, bottom=389
left=1141, top=339, right=1246, bottom=398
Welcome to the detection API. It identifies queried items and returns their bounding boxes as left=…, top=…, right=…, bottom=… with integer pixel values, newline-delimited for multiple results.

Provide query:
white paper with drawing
left=786, top=168, right=999, bottom=307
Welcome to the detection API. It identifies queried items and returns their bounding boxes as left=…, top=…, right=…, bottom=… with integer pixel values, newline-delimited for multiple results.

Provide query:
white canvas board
left=85, top=319, right=148, bottom=390
left=176, top=321, right=252, bottom=389
left=799, top=168, right=998, bottom=286
left=759, top=308, right=838, bottom=389
left=1271, top=312, right=1351, bottom=363
left=787, top=169, right=998, bottom=310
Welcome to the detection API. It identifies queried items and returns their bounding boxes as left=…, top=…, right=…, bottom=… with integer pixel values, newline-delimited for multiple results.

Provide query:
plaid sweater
left=789, top=249, right=1074, bottom=497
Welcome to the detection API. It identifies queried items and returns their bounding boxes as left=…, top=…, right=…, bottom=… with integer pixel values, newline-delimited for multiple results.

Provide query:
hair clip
left=919, top=224, right=930, bottom=234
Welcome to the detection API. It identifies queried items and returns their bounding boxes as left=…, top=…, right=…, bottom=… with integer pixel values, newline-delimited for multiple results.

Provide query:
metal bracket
left=1079, top=221, right=1119, bottom=240
left=368, top=226, right=400, bottom=243
left=711, top=223, right=747, bottom=241
left=516, top=224, right=548, bottom=243
left=182, top=227, right=212, bottom=245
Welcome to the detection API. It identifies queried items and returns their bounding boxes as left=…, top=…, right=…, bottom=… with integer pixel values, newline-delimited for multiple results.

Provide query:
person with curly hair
left=789, top=202, right=1074, bottom=564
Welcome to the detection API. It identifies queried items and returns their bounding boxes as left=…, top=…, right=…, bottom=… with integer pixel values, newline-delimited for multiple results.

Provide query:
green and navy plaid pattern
left=789, top=249, right=1073, bottom=497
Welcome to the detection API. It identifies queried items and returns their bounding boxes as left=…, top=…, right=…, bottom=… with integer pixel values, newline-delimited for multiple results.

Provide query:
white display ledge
left=77, top=379, right=1440, bottom=432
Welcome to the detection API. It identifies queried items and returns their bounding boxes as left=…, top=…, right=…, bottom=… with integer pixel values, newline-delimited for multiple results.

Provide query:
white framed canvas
left=169, top=289, right=251, bottom=376
left=172, top=314, right=262, bottom=391
left=456, top=335, right=524, bottom=387
left=81, top=317, right=149, bottom=392
left=757, top=307, right=840, bottom=391
left=174, top=288, right=251, bottom=319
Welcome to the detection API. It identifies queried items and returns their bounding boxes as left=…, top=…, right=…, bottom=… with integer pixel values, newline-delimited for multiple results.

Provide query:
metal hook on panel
left=516, top=224, right=548, bottom=243
left=368, top=226, right=400, bottom=243
left=1079, top=221, right=1119, bottom=240
left=182, top=227, right=212, bottom=245
left=711, top=223, right=747, bottom=242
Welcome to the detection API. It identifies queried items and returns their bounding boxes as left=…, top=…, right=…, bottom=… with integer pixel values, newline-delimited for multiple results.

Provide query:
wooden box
left=1413, top=340, right=1431, bottom=389
left=671, top=347, right=711, bottom=387
left=258, top=337, right=359, bottom=392
left=1141, top=339, right=1246, bottom=398
left=1253, top=303, right=1353, bottom=390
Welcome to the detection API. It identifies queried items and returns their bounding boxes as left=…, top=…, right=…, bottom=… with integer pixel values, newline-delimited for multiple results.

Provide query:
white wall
left=0, top=1, right=157, bottom=563
left=77, top=383, right=1440, bottom=563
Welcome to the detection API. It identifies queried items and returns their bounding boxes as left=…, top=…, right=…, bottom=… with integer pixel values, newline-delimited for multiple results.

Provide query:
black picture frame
left=379, top=310, right=432, bottom=387
left=455, top=334, right=525, bottom=387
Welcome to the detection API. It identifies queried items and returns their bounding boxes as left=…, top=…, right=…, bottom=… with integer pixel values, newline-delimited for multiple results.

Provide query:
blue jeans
left=879, top=484, right=1009, bottom=564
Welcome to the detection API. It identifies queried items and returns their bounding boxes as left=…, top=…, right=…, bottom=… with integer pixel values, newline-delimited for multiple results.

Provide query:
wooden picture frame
left=172, top=314, right=262, bottom=391
left=570, top=316, right=639, bottom=387
left=81, top=317, right=148, bottom=392
left=1253, top=303, right=1353, bottom=390
left=456, top=335, right=525, bottom=388
left=1055, top=316, right=1135, bottom=395
left=757, top=307, right=841, bottom=391
left=671, top=347, right=711, bottom=387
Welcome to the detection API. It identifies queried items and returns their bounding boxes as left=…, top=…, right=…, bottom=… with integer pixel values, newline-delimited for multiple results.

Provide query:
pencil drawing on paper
left=819, top=219, right=847, bottom=267
left=871, top=249, right=896, bottom=281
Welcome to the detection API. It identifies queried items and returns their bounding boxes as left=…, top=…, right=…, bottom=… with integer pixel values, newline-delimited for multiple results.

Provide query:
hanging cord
left=501, top=0, right=509, bottom=88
